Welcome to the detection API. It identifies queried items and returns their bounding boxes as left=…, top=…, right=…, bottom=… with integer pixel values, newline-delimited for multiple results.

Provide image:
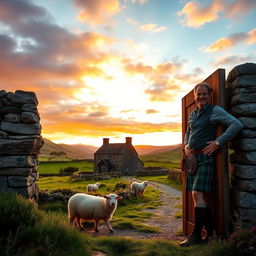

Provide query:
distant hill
left=40, top=138, right=182, bottom=160
left=134, top=144, right=181, bottom=156
left=40, top=138, right=97, bottom=159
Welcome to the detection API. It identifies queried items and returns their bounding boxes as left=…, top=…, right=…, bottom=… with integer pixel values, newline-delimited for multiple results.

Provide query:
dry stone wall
left=227, top=63, right=256, bottom=226
left=0, top=90, right=43, bottom=200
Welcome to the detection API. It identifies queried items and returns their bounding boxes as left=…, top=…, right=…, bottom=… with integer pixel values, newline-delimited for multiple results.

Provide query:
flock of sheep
left=68, top=180, right=149, bottom=233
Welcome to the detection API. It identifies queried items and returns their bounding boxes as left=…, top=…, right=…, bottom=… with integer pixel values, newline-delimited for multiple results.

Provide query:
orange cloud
left=139, top=23, right=167, bottom=33
left=178, top=0, right=222, bottom=28
left=203, top=28, right=256, bottom=52
left=75, top=0, right=121, bottom=26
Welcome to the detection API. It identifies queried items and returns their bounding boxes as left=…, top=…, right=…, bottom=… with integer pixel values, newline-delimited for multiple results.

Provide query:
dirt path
left=89, top=180, right=186, bottom=242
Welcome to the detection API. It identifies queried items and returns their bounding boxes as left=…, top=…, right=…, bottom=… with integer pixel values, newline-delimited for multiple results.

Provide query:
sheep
left=86, top=183, right=100, bottom=193
left=68, top=193, right=122, bottom=233
left=131, top=180, right=149, bottom=197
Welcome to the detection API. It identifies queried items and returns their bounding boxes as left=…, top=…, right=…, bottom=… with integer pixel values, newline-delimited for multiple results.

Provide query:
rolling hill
left=40, top=138, right=182, bottom=160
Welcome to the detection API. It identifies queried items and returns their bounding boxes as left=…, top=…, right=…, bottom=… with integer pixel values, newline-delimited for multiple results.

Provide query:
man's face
left=194, top=86, right=210, bottom=109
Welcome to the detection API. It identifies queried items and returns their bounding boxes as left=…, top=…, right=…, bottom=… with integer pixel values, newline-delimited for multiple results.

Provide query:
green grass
left=38, top=160, right=93, bottom=175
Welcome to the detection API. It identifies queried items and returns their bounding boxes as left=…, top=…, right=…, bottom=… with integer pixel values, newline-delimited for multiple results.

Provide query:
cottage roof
left=95, top=143, right=137, bottom=155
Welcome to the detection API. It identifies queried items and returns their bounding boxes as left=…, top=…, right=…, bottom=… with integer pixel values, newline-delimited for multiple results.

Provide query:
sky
left=0, top=0, right=255, bottom=147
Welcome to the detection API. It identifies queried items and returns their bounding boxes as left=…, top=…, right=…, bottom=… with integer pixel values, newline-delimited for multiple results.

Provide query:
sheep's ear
left=104, top=195, right=109, bottom=199
left=116, top=196, right=123, bottom=200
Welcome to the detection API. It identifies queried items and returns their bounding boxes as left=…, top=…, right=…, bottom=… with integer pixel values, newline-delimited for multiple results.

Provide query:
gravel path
left=89, top=180, right=186, bottom=242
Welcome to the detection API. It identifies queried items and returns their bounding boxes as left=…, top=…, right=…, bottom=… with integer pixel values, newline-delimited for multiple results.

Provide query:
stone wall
left=0, top=90, right=43, bottom=200
left=227, top=63, right=256, bottom=226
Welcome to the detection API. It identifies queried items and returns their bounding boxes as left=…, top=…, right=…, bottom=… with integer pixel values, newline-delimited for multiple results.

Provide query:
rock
left=231, top=189, right=256, bottom=208
left=21, top=111, right=40, bottom=124
left=0, top=106, right=21, bottom=114
left=0, top=138, right=43, bottom=155
left=230, top=151, right=256, bottom=165
left=238, top=117, right=256, bottom=129
left=231, top=103, right=256, bottom=117
left=230, top=164, right=256, bottom=179
left=4, top=113, right=21, bottom=123
left=0, top=90, right=7, bottom=98
left=231, top=87, right=256, bottom=96
left=0, top=155, right=36, bottom=168
left=21, top=103, right=38, bottom=113
left=227, top=63, right=256, bottom=84
left=238, top=129, right=256, bottom=138
left=235, top=207, right=256, bottom=221
left=8, top=175, right=34, bottom=187
left=8, top=135, right=42, bottom=140
left=231, top=177, right=256, bottom=192
left=0, top=176, right=8, bottom=190
left=1, top=122, right=41, bottom=135
left=0, top=131, right=8, bottom=138
left=231, top=138, right=256, bottom=151
left=231, top=93, right=256, bottom=105
left=0, top=167, right=33, bottom=176
left=231, top=75, right=256, bottom=90
left=7, top=90, right=38, bottom=105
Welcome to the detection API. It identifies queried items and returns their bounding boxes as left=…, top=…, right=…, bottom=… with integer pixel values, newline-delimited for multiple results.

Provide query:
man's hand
left=184, top=144, right=192, bottom=156
left=203, top=141, right=219, bottom=155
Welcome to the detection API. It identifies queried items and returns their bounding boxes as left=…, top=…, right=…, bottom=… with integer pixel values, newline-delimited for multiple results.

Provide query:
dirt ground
left=86, top=180, right=186, bottom=242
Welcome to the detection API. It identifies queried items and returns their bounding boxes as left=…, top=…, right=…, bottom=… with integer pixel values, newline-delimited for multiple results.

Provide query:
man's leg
left=180, top=191, right=205, bottom=247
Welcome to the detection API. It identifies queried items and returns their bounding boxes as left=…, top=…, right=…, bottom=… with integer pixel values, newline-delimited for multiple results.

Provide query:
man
left=180, top=82, right=243, bottom=247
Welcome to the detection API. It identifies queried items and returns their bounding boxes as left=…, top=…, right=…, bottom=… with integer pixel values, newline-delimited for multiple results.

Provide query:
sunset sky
left=1, top=0, right=255, bottom=146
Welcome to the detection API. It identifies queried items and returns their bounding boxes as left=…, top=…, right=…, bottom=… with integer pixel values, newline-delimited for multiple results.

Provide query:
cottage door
left=181, top=69, right=230, bottom=237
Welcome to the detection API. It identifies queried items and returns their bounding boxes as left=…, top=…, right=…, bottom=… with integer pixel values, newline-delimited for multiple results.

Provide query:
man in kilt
left=180, top=82, right=243, bottom=247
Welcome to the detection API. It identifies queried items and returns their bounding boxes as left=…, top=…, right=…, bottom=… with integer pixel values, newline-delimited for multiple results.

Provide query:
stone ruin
left=227, top=63, right=256, bottom=226
left=0, top=90, right=43, bottom=200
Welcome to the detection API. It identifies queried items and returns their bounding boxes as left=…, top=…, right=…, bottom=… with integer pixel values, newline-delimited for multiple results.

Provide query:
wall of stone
left=227, top=63, right=256, bottom=226
left=0, top=90, right=43, bottom=200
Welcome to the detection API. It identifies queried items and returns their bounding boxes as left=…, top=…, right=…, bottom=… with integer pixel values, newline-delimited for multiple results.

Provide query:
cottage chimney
left=103, top=138, right=109, bottom=145
left=125, top=137, right=132, bottom=144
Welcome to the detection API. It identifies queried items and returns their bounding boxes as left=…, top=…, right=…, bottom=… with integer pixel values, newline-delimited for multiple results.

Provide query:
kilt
left=186, top=153, right=215, bottom=192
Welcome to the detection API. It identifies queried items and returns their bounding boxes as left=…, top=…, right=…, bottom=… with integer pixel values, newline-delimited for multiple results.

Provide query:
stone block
left=21, top=112, right=40, bottom=124
left=0, top=131, right=8, bottom=138
left=230, top=164, right=256, bottom=179
left=7, top=90, right=38, bottom=105
left=0, top=138, right=43, bottom=155
left=235, top=207, right=256, bottom=221
left=238, top=129, right=256, bottom=138
left=231, top=93, right=256, bottom=105
left=0, top=176, right=8, bottom=190
left=0, top=155, right=36, bottom=168
left=231, top=75, right=256, bottom=89
left=8, top=175, right=34, bottom=187
left=231, top=103, right=256, bottom=117
left=0, top=167, right=33, bottom=176
left=0, top=122, right=41, bottom=135
left=231, top=87, right=256, bottom=96
left=238, top=117, right=256, bottom=129
left=230, top=151, right=256, bottom=165
left=227, top=63, right=256, bottom=84
left=231, top=138, right=256, bottom=151
left=0, top=106, right=21, bottom=114
left=21, top=103, right=37, bottom=113
left=231, top=176, right=256, bottom=192
left=4, top=113, right=21, bottom=123
left=231, top=189, right=256, bottom=208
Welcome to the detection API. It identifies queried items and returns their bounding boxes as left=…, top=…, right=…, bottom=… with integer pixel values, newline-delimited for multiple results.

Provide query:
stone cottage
left=94, top=137, right=143, bottom=175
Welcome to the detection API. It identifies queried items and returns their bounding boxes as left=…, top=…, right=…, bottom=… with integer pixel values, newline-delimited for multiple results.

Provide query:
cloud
left=178, top=0, right=222, bottom=28
left=202, top=28, right=256, bottom=52
left=146, top=109, right=159, bottom=114
left=74, top=0, right=121, bottom=26
left=127, top=18, right=167, bottom=34
left=139, top=23, right=167, bottom=33
left=178, top=0, right=256, bottom=28
left=127, top=0, right=148, bottom=4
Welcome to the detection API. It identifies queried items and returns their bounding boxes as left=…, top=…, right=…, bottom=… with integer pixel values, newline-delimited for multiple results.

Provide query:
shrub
left=59, top=166, right=78, bottom=176
left=0, top=192, right=41, bottom=237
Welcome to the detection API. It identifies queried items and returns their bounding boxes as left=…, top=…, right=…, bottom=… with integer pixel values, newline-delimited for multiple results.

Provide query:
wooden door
left=181, top=69, right=230, bottom=238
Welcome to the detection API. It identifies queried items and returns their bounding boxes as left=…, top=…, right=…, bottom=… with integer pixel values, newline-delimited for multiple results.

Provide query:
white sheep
left=86, top=183, right=100, bottom=193
left=131, top=181, right=149, bottom=197
left=68, top=193, right=122, bottom=232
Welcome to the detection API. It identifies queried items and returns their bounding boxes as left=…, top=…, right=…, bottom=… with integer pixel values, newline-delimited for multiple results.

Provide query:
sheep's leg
left=76, top=217, right=84, bottom=231
left=105, top=220, right=113, bottom=233
left=94, top=220, right=99, bottom=232
left=69, top=215, right=75, bottom=226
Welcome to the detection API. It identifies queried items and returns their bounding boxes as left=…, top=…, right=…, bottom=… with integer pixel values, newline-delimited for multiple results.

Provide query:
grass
left=38, top=160, right=93, bottom=175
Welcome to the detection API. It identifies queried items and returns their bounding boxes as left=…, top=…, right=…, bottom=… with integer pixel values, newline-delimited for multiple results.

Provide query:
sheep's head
left=143, top=181, right=149, bottom=187
left=104, top=194, right=122, bottom=208
left=95, top=183, right=100, bottom=187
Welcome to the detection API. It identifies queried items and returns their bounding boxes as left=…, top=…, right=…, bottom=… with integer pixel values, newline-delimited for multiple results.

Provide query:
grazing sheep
left=131, top=181, right=149, bottom=197
left=68, top=193, right=122, bottom=232
left=87, top=183, right=100, bottom=193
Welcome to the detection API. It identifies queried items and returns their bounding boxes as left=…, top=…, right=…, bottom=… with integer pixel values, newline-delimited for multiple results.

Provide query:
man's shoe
left=179, top=233, right=202, bottom=247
